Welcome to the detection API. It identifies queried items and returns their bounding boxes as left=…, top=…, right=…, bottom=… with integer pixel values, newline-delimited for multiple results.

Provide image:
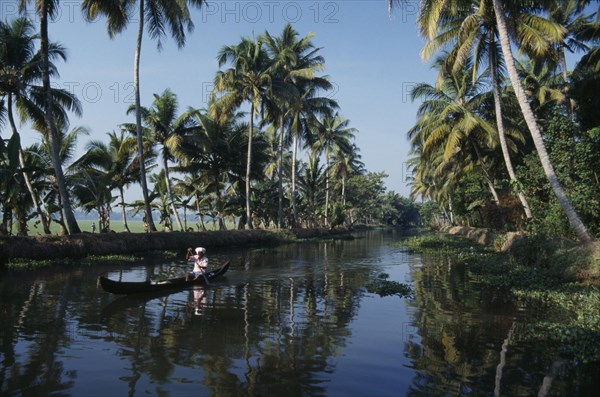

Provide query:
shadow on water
left=0, top=228, right=598, bottom=396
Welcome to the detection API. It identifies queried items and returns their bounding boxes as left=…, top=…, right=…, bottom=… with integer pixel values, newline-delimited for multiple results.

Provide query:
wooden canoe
left=98, top=261, right=230, bottom=295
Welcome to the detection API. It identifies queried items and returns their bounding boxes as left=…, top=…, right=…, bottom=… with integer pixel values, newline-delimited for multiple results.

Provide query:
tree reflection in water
left=0, top=230, right=598, bottom=396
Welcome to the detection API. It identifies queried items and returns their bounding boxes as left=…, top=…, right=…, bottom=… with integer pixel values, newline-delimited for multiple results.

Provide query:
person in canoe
left=185, top=247, right=209, bottom=284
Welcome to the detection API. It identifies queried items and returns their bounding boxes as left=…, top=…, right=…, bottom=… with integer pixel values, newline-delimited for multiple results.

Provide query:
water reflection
left=404, top=253, right=517, bottom=396
left=192, top=286, right=207, bottom=316
left=403, top=251, right=599, bottom=397
left=0, top=230, right=598, bottom=396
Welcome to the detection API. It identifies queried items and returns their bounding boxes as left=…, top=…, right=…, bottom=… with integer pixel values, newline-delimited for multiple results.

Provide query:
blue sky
left=3, top=0, right=437, bottom=199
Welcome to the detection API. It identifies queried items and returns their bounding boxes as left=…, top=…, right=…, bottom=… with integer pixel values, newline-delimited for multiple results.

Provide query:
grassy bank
left=0, top=227, right=353, bottom=269
left=400, top=231, right=600, bottom=362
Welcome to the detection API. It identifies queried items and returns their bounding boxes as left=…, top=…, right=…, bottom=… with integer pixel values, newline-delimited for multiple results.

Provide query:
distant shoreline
left=25, top=219, right=237, bottom=236
left=0, top=227, right=356, bottom=265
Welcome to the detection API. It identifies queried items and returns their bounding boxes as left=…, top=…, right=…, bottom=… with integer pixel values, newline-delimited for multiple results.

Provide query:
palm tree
left=409, top=57, right=503, bottom=204
left=1, top=17, right=82, bottom=233
left=14, top=2, right=82, bottom=234
left=174, top=102, right=247, bottom=230
left=261, top=23, right=325, bottom=228
left=287, top=78, right=337, bottom=227
left=517, top=59, right=566, bottom=119
left=389, top=0, right=594, bottom=242
left=416, top=0, right=533, bottom=219
left=129, top=89, right=189, bottom=231
left=148, top=169, right=176, bottom=231
left=487, top=37, right=534, bottom=219
left=172, top=175, right=200, bottom=231
left=576, top=19, right=600, bottom=73
left=0, top=133, right=31, bottom=235
left=491, top=0, right=594, bottom=242
left=214, top=36, right=273, bottom=229
left=71, top=165, right=114, bottom=232
left=1, top=17, right=51, bottom=233
left=72, top=130, right=139, bottom=232
left=34, top=124, right=89, bottom=235
left=0, top=98, right=5, bottom=128
left=330, top=143, right=364, bottom=207
left=543, top=0, right=597, bottom=114
left=408, top=144, right=461, bottom=225
left=310, top=111, right=356, bottom=225
left=81, top=0, right=205, bottom=232
left=261, top=124, right=283, bottom=183
left=297, top=154, right=326, bottom=228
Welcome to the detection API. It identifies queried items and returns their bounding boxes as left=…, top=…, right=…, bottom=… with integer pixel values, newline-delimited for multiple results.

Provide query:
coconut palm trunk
left=38, top=0, right=80, bottom=235
left=54, top=186, right=68, bottom=235
left=341, top=174, right=346, bottom=206
left=324, top=147, right=330, bottom=225
left=162, top=155, right=183, bottom=231
left=118, top=186, right=130, bottom=232
left=7, top=95, right=51, bottom=234
left=492, top=0, right=594, bottom=243
left=447, top=196, right=456, bottom=225
left=134, top=0, right=157, bottom=232
left=194, top=192, right=207, bottom=231
left=213, top=170, right=225, bottom=230
left=246, top=104, right=255, bottom=229
left=488, top=40, right=532, bottom=219
left=559, top=50, right=576, bottom=117
left=291, top=118, right=299, bottom=227
left=18, top=147, right=50, bottom=233
left=468, top=139, right=500, bottom=204
left=278, top=115, right=285, bottom=228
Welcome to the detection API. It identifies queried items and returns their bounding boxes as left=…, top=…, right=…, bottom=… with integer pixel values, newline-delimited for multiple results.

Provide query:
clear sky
left=2, top=0, right=437, bottom=199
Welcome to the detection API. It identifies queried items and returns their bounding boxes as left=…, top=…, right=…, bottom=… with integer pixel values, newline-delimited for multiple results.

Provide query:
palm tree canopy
left=310, top=111, right=356, bottom=159
left=0, top=17, right=80, bottom=132
left=214, top=36, right=275, bottom=117
left=81, top=0, right=204, bottom=49
left=126, top=88, right=195, bottom=160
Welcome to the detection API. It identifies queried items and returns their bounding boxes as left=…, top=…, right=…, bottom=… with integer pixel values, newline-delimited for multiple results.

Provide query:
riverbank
left=0, top=227, right=355, bottom=267
left=401, top=231, right=600, bottom=362
left=438, top=225, right=600, bottom=284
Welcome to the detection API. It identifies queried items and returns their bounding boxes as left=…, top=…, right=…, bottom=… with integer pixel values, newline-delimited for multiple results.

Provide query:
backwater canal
left=0, top=229, right=598, bottom=396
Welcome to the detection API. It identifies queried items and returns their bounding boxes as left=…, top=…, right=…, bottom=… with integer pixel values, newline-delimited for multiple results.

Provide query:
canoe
left=99, top=261, right=230, bottom=295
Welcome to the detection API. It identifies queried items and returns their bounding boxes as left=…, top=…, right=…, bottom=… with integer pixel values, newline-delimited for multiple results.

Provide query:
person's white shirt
left=191, top=255, right=208, bottom=273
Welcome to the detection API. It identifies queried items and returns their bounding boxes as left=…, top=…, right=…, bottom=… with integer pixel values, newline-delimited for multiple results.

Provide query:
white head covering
left=195, top=247, right=206, bottom=255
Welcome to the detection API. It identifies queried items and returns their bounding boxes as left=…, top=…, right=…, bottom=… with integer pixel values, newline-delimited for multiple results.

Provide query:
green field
left=22, top=218, right=235, bottom=235
left=22, top=219, right=146, bottom=235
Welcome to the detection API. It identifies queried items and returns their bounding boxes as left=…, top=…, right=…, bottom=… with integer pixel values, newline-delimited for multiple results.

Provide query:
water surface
left=0, top=229, right=597, bottom=396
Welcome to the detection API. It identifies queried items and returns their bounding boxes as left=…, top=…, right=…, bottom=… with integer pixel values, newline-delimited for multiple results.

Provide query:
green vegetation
left=3, top=1, right=599, bottom=250
left=392, top=0, right=600, bottom=242
left=401, top=231, right=600, bottom=362
left=5, top=253, right=149, bottom=271
left=1, top=14, right=417, bottom=238
left=365, top=273, right=413, bottom=298
left=401, top=232, right=482, bottom=254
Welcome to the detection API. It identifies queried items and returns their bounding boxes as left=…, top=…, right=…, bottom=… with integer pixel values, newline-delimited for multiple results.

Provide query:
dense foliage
left=1, top=16, right=416, bottom=235
left=517, top=113, right=600, bottom=237
left=6, top=1, right=600, bottom=240
left=400, top=0, right=600, bottom=241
